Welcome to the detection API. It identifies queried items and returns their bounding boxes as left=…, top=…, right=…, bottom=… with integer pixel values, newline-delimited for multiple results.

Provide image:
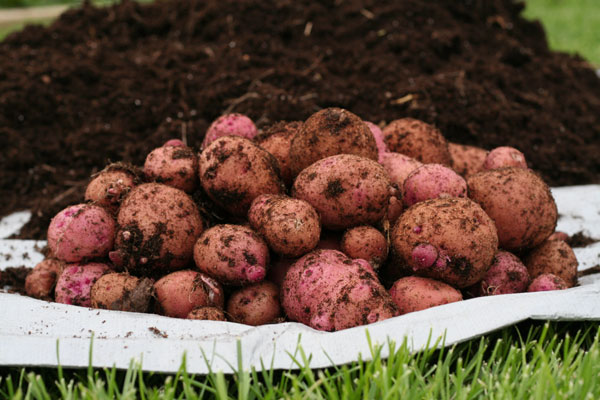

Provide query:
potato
left=483, top=146, right=527, bottom=170
left=55, top=263, right=111, bottom=307
left=467, top=167, right=557, bottom=251
left=379, top=152, right=423, bottom=190
left=144, top=144, right=198, bottom=193
left=281, top=250, right=398, bottom=331
left=473, top=251, right=529, bottom=296
left=90, top=273, right=154, bottom=312
left=402, top=163, right=467, bottom=207
left=254, top=121, right=302, bottom=186
left=525, top=239, right=578, bottom=287
left=154, top=270, right=224, bottom=318
left=199, top=136, right=285, bottom=217
left=341, top=226, right=388, bottom=269
left=364, top=121, right=388, bottom=161
left=202, top=113, right=258, bottom=148
left=389, top=276, right=462, bottom=315
left=47, top=203, right=116, bottom=263
left=383, top=118, right=451, bottom=165
left=110, top=183, right=204, bottom=276
left=548, top=231, right=569, bottom=242
left=527, top=273, right=568, bottom=292
left=292, top=154, right=391, bottom=230
left=84, top=163, right=137, bottom=212
left=391, top=197, right=498, bottom=288
left=289, top=108, right=378, bottom=175
left=448, top=143, right=487, bottom=177
left=248, top=194, right=320, bottom=257
left=25, top=258, right=64, bottom=300
left=187, top=306, right=227, bottom=321
left=193, top=224, right=270, bottom=285
left=226, top=281, right=282, bottom=326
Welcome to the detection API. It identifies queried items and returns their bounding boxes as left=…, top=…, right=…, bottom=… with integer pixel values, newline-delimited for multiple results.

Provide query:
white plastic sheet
left=1, top=185, right=599, bottom=373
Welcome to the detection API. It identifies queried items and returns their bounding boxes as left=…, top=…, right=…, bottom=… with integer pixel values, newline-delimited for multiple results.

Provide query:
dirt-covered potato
left=110, top=183, right=204, bottom=276
left=467, top=167, right=557, bottom=251
left=379, top=152, right=423, bottom=190
left=525, top=239, right=578, bottom=287
left=389, top=276, right=463, bottom=314
left=448, top=143, right=487, bottom=177
left=25, top=258, right=64, bottom=300
left=193, top=224, right=270, bottom=285
left=483, top=146, right=527, bottom=170
left=202, top=113, right=258, bottom=148
left=391, top=197, right=498, bottom=288
left=187, top=306, right=227, bottom=321
left=144, top=144, right=198, bottom=193
left=90, top=273, right=154, bottom=312
left=84, top=163, right=137, bottom=212
left=473, top=251, right=529, bottom=296
left=292, top=154, right=391, bottom=230
left=199, top=136, right=285, bottom=217
left=289, top=108, right=378, bottom=175
left=248, top=194, right=321, bottom=257
left=154, top=270, right=224, bottom=318
left=364, top=121, right=388, bottom=161
left=55, top=263, right=112, bottom=307
left=341, top=226, right=388, bottom=269
left=226, top=281, right=282, bottom=326
left=402, top=163, right=467, bottom=206
left=383, top=118, right=451, bottom=165
left=254, top=121, right=302, bottom=186
left=527, top=274, right=568, bottom=292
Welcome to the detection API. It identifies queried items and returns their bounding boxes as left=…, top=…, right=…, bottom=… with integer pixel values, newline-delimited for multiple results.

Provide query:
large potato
left=448, top=143, right=487, bottom=177
left=292, top=154, right=391, bottom=230
left=383, top=118, right=451, bottom=165
left=525, top=239, right=578, bottom=287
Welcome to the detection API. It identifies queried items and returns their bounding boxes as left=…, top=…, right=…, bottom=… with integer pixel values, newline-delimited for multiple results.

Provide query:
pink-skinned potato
left=402, top=163, right=467, bottom=207
left=483, top=146, right=527, bottom=170
left=389, top=276, right=462, bottom=315
left=292, top=154, right=391, bottom=230
left=55, top=263, right=112, bottom=307
left=194, top=224, right=270, bottom=285
left=187, top=306, right=227, bottom=321
left=341, top=226, right=388, bottom=269
left=25, top=258, right=65, bottom=300
left=448, top=143, right=487, bottom=177
left=254, top=121, right=302, bottom=186
left=144, top=145, right=198, bottom=193
left=227, top=281, right=282, bottom=326
left=110, top=183, right=204, bottom=276
left=364, top=121, right=388, bottom=161
left=525, top=239, right=578, bottom=287
left=472, top=251, right=529, bottom=296
left=84, top=163, right=137, bottom=212
left=379, top=152, right=423, bottom=190
left=202, top=113, right=258, bottom=148
left=154, top=270, right=224, bottom=318
left=90, top=273, right=154, bottom=312
left=281, top=250, right=398, bottom=331
left=383, top=118, right=451, bottom=165
left=48, top=204, right=116, bottom=263
left=528, top=273, right=568, bottom=292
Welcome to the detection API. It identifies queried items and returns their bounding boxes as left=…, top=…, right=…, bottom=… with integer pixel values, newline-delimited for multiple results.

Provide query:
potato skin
left=527, top=273, right=568, bottom=292
left=144, top=145, right=198, bottom=193
left=474, top=251, right=530, bottom=296
left=341, top=226, right=388, bottom=269
left=391, top=197, right=498, bottom=288
left=389, top=276, right=462, bottom=315
left=85, top=164, right=137, bottom=212
left=525, top=239, right=578, bottom=287
left=193, top=224, right=270, bottom=285
left=483, top=146, right=527, bottom=170
left=448, top=143, right=487, bottom=177
left=90, top=273, right=154, bottom=312
left=292, top=154, right=391, bottom=230
left=202, top=113, right=257, bottom=148
left=383, top=118, right=451, bottom=165
left=187, top=306, right=227, bottom=321
left=248, top=194, right=321, bottom=257
left=227, top=281, right=282, bottom=326
left=402, top=164, right=467, bottom=207
left=199, top=136, right=285, bottom=217
left=467, top=167, right=557, bottom=251
left=379, top=152, right=423, bottom=190
left=254, top=121, right=302, bottom=186
left=25, top=258, right=64, bottom=300
left=289, top=108, right=378, bottom=175
left=55, top=263, right=111, bottom=307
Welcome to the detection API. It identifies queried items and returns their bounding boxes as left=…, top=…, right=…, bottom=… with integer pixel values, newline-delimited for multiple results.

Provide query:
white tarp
left=1, top=185, right=599, bottom=373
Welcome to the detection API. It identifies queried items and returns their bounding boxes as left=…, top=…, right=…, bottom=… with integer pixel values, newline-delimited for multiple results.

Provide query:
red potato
left=448, top=143, right=487, bottom=177
left=389, top=276, right=462, bottom=315
left=154, top=270, right=224, bottom=318
left=187, top=306, right=227, bottom=321
left=84, top=163, right=137, bottom=212
left=144, top=144, right=198, bottom=193
left=202, top=113, right=258, bottom=148
left=402, top=163, right=467, bottom=207
left=226, top=281, right=282, bottom=326
left=281, top=250, right=398, bottom=331
left=379, top=152, right=423, bottom=189
left=90, top=273, right=154, bottom=312
left=199, top=136, right=285, bottom=217
left=341, top=226, right=388, bottom=269
left=292, top=154, right=391, bottom=230
left=193, top=224, right=270, bottom=285
left=391, top=197, right=498, bottom=288
left=248, top=194, right=321, bottom=257
left=364, top=121, right=388, bottom=161
left=473, top=251, right=529, bottom=296
left=254, top=121, right=302, bottom=186
left=525, top=239, right=578, bottom=287
left=467, top=167, right=558, bottom=251
left=548, top=231, right=569, bottom=242
left=383, top=118, right=452, bottom=165
left=110, top=183, right=204, bottom=276
left=289, top=107, right=378, bottom=175
left=527, top=273, right=568, bottom=292
left=55, top=263, right=111, bottom=307
left=483, top=146, right=527, bottom=170
left=25, top=258, right=65, bottom=300
left=47, top=204, right=116, bottom=263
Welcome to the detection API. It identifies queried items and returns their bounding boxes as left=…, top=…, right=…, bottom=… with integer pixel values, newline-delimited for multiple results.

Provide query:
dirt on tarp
left=0, top=0, right=599, bottom=239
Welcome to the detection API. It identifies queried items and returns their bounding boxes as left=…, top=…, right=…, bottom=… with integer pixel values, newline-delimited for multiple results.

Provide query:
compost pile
left=1, top=0, right=599, bottom=239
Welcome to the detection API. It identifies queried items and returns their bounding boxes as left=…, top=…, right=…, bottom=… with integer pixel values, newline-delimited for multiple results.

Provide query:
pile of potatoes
left=24, top=108, right=579, bottom=332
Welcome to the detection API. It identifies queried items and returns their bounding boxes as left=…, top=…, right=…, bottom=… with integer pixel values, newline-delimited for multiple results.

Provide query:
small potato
left=474, top=251, right=529, bottom=296
left=194, top=224, right=270, bottom=285
left=199, top=136, right=285, bottom=217
left=483, top=146, right=527, bottom=170
left=289, top=108, right=378, bottom=175
left=525, top=239, right=578, bottom=287
left=389, top=276, right=462, bottom=315
left=292, top=154, right=391, bottom=230
left=383, top=118, right=451, bottom=165
left=379, top=152, right=423, bottom=190
left=341, top=226, right=388, bottom=269
left=90, top=273, right=154, bottom=312
left=154, top=270, right=224, bottom=318
left=402, top=164, right=467, bottom=207
left=55, top=263, right=112, bottom=307
left=25, top=258, right=64, bottom=300
left=364, top=121, right=388, bottom=161
left=448, top=143, right=487, bottom=177
left=47, top=204, right=116, bottom=263
left=187, top=306, right=227, bottom=321
left=248, top=194, right=321, bottom=257
left=548, top=231, right=569, bottom=242
left=528, top=274, right=568, bottom=292
left=467, top=167, right=557, bottom=251
left=144, top=145, right=198, bottom=193
left=202, top=113, right=258, bottom=148
left=254, top=121, right=302, bottom=186
left=84, top=163, right=137, bottom=212
left=227, top=281, right=282, bottom=326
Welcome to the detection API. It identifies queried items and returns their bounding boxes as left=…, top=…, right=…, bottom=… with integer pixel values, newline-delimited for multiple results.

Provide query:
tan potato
left=187, top=306, right=227, bottom=321
left=84, top=163, right=138, bottom=212
left=525, top=239, right=578, bottom=287
left=448, top=143, right=487, bottom=177
left=341, top=226, right=388, bottom=269
left=144, top=144, right=198, bottom=193
left=389, top=276, right=462, bottom=315
left=254, top=121, right=302, bottom=186
left=383, top=118, right=451, bottom=165
left=90, top=273, right=154, bottom=312
left=226, top=281, right=282, bottom=326
left=467, top=167, right=557, bottom=251
left=289, top=108, right=378, bottom=175
left=25, top=258, right=64, bottom=300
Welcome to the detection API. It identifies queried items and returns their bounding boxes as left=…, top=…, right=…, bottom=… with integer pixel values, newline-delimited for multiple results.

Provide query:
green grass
left=1, top=321, right=600, bottom=399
